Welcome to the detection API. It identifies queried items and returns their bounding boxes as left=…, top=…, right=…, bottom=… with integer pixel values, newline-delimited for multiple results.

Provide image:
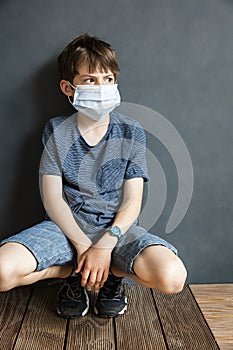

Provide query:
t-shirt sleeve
left=39, top=119, right=63, bottom=176
left=124, top=123, right=149, bottom=182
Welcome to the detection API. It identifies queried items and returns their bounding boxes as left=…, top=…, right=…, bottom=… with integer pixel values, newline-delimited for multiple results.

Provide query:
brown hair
left=58, top=33, right=120, bottom=83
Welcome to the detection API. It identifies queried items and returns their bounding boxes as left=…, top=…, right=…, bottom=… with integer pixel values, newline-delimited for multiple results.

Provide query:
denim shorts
left=0, top=220, right=177, bottom=275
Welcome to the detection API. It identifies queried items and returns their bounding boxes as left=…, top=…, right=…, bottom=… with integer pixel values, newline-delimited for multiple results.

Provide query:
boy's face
left=60, top=63, right=115, bottom=98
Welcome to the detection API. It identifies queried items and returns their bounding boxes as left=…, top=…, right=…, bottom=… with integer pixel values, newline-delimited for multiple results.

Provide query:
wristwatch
left=107, top=226, right=123, bottom=241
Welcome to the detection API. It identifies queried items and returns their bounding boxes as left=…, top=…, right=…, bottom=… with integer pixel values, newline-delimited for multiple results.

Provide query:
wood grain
left=0, top=286, right=32, bottom=350
left=190, top=284, right=233, bottom=298
left=1, top=283, right=230, bottom=349
left=66, top=292, right=115, bottom=350
left=115, top=285, right=167, bottom=350
left=67, top=316, right=115, bottom=350
left=191, top=284, right=233, bottom=350
left=13, top=285, right=67, bottom=350
left=153, top=285, right=220, bottom=350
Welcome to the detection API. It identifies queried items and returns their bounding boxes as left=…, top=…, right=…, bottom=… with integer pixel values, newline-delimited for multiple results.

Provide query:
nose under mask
left=68, top=83, right=121, bottom=121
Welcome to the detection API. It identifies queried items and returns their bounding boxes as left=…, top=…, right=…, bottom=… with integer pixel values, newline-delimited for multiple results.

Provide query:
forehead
left=76, top=63, right=114, bottom=76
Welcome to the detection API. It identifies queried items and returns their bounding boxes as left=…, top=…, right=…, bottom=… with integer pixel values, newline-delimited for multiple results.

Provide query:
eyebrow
left=79, top=73, right=114, bottom=77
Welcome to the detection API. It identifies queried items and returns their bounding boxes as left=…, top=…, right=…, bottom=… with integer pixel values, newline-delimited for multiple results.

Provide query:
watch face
left=109, top=226, right=122, bottom=238
left=112, top=226, right=120, bottom=234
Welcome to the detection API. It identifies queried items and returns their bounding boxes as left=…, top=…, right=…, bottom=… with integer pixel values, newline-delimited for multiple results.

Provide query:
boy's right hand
left=75, top=246, right=112, bottom=293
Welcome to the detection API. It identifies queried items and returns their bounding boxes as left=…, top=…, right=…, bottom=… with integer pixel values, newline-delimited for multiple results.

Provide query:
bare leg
left=0, top=243, right=73, bottom=292
left=112, top=245, right=187, bottom=294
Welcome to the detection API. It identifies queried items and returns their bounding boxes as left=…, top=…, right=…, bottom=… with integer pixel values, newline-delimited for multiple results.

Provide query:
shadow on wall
left=1, top=59, right=73, bottom=239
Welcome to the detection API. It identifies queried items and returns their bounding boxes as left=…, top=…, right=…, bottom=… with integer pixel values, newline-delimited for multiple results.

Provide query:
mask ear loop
left=67, top=81, right=76, bottom=104
left=68, top=81, right=76, bottom=89
left=68, top=95, right=73, bottom=104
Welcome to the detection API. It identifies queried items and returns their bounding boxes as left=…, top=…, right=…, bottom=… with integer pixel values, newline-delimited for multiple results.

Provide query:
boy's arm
left=41, top=174, right=92, bottom=255
left=95, top=177, right=144, bottom=248
left=76, top=177, right=144, bottom=291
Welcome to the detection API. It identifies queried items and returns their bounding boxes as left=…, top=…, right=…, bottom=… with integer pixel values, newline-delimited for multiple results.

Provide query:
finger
left=96, top=270, right=104, bottom=284
left=86, top=271, right=97, bottom=291
left=94, top=282, right=101, bottom=293
left=94, top=271, right=104, bottom=292
left=76, top=256, right=86, bottom=273
left=81, top=268, right=91, bottom=287
left=102, top=269, right=109, bottom=284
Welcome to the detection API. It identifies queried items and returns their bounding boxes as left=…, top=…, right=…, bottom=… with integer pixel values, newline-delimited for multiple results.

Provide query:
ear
left=60, top=80, right=74, bottom=97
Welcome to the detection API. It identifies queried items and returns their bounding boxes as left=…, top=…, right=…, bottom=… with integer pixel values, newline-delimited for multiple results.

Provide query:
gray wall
left=0, top=0, right=232, bottom=283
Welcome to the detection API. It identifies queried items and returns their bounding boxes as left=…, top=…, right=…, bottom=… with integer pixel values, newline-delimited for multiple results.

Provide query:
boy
left=0, top=34, right=187, bottom=319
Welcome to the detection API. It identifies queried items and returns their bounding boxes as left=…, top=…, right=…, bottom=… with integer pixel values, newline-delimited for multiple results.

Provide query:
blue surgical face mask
left=68, top=83, right=121, bottom=121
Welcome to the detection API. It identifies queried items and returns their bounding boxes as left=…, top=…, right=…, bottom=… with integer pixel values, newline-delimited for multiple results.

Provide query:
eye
left=105, top=77, right=114, bottom=84
left=84, top=78, right=95, bottom=84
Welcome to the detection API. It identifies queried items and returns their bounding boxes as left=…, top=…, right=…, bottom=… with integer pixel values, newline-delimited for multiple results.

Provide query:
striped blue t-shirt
left=39, top=111, right=149, bottom=239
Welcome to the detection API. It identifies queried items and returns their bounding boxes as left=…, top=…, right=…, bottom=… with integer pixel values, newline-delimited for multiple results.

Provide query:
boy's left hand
left=75, top=246, right=112, bottom=292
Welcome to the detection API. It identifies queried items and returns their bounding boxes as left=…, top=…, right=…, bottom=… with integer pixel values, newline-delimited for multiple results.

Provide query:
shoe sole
left=57, top=288, right=89, bottom=319
left=94, top=296, right=127, bottom=318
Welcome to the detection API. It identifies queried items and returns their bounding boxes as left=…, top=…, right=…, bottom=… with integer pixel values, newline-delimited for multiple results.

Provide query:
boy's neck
left=76, top=112, right=110, bottom=146
left=77, top=112, right=110, bottom=131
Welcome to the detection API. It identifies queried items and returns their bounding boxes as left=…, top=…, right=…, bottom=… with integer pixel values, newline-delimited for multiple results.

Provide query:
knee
left=156, top=263, right=187, bottom=294
left=134, top=246, right=187, bottom=294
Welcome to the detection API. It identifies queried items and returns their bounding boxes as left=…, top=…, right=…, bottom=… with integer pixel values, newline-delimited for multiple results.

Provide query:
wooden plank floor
left=0, top=282, right=231, bottom=350
left=190, top=284, right=233, bottom=350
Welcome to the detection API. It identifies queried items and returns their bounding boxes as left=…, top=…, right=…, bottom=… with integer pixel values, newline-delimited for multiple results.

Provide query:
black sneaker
left=57, top=274, right=89, bottom=319
left=94, top=274, right=127, bottom=318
